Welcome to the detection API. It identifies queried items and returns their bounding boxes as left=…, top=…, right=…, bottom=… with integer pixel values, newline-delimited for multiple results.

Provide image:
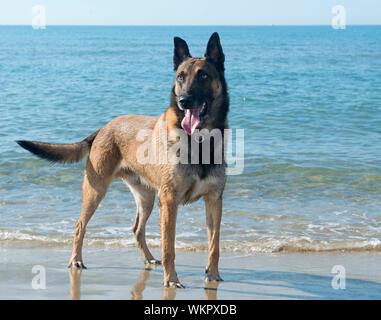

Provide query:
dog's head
left=171, top=32, right=228, bottom=136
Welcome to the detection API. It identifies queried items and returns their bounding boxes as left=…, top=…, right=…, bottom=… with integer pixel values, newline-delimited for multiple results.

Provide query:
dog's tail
left=16, top=130, right=100, bottom=164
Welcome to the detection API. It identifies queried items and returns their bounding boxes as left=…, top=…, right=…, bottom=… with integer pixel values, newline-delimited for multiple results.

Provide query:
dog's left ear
left=174, top=37, right=191, bottom=71
left=205, top=32, right=225, bottom=72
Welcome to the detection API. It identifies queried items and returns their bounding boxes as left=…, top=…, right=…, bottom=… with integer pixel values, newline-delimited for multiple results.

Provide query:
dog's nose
left=178, top=95, right=193, bottom=109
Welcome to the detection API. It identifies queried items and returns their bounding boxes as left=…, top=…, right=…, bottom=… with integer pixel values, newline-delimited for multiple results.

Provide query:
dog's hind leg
left=68, top=159, right=114, bottom=269
left=127, top=178, right=160, bottom=265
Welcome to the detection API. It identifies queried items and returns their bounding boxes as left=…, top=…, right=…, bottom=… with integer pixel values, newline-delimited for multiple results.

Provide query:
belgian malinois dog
left=17, top=32, right=229, bottom=288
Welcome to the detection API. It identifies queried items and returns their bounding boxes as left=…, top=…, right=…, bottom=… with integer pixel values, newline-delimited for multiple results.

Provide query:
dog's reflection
left=130, top=267, right=154, bottom=300
left=204, top=280, right=220, bottom=300
left=69, top=265, right=220, bottom=300
left=130, top=266, right=177, bottom=300
left=69, top=268, right=82, bottom=300
left=69, top=265, right=162, bottom=300
left=162, top=286, right=177, bottom=300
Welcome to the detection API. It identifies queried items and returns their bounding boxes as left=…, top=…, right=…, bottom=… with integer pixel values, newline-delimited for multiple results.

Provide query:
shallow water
left=1, top=26, right=381, bottom=253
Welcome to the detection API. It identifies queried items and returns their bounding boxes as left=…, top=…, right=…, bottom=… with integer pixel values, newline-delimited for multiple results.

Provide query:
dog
left=17, top=32, right=229, bottom=288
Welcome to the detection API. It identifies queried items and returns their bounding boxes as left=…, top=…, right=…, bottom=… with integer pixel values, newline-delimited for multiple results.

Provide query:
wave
left=2, top=230, right=381, bottom=253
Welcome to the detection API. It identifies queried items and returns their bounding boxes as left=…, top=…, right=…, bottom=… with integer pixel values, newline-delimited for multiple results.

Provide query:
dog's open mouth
left=181, top=102, right=208, bottom=136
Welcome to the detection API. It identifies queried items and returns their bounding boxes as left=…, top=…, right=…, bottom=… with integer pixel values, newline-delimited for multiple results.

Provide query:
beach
left=1, top=246, right=381, bottom=300
left=1, top=26, right=381, bottom=300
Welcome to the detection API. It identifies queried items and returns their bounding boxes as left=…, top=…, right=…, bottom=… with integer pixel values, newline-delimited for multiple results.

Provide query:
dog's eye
left=200, top=72, right=208, bottom=80
left=177, top=74, right=184, bottom=81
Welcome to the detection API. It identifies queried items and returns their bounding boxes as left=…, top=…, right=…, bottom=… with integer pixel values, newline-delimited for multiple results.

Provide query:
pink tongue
left=181, top=109, right=201, bottom=136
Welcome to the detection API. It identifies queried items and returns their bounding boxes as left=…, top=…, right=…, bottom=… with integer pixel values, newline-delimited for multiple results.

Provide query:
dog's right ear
left=173, top=37, right=191, bottom=71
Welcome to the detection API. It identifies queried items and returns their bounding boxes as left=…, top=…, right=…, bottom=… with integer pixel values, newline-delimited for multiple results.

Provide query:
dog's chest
left=182, top=175, right=219, bottom=204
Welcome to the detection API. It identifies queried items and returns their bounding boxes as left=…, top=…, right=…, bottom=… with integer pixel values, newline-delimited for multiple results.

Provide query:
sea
left=1, top=26, right=381, bottom=253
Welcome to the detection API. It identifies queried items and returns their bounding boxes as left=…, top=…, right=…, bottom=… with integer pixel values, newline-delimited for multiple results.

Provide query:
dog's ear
left=205, top=32, right=225, bottom=72
left=173, top=37, right=191, bottom=71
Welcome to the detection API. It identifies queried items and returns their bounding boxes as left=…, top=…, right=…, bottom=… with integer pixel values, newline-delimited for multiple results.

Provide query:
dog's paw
left=145, top=259, right=161, bottom=266
left=205, top=273, right=223, bottom=282
left=68, top=260, right=87, bottom=269
left=164, top=280, right=185, bottom=289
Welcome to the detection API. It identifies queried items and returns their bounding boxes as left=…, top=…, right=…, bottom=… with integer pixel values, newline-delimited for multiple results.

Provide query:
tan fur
left=66, top=109, right=225, bottom=287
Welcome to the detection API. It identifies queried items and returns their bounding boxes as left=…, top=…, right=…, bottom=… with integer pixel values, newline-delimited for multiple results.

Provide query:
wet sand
left=1, top=246, right=381, bottom=300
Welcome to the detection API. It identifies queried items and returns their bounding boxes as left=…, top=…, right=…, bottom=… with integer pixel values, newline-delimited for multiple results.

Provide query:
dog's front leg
left=204, top=193, right=223, bottom=282
left=158, top=189, right=183, bottom=288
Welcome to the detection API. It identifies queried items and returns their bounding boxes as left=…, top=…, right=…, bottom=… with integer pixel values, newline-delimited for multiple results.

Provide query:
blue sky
left=0, top=0, right=380, bottom=25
